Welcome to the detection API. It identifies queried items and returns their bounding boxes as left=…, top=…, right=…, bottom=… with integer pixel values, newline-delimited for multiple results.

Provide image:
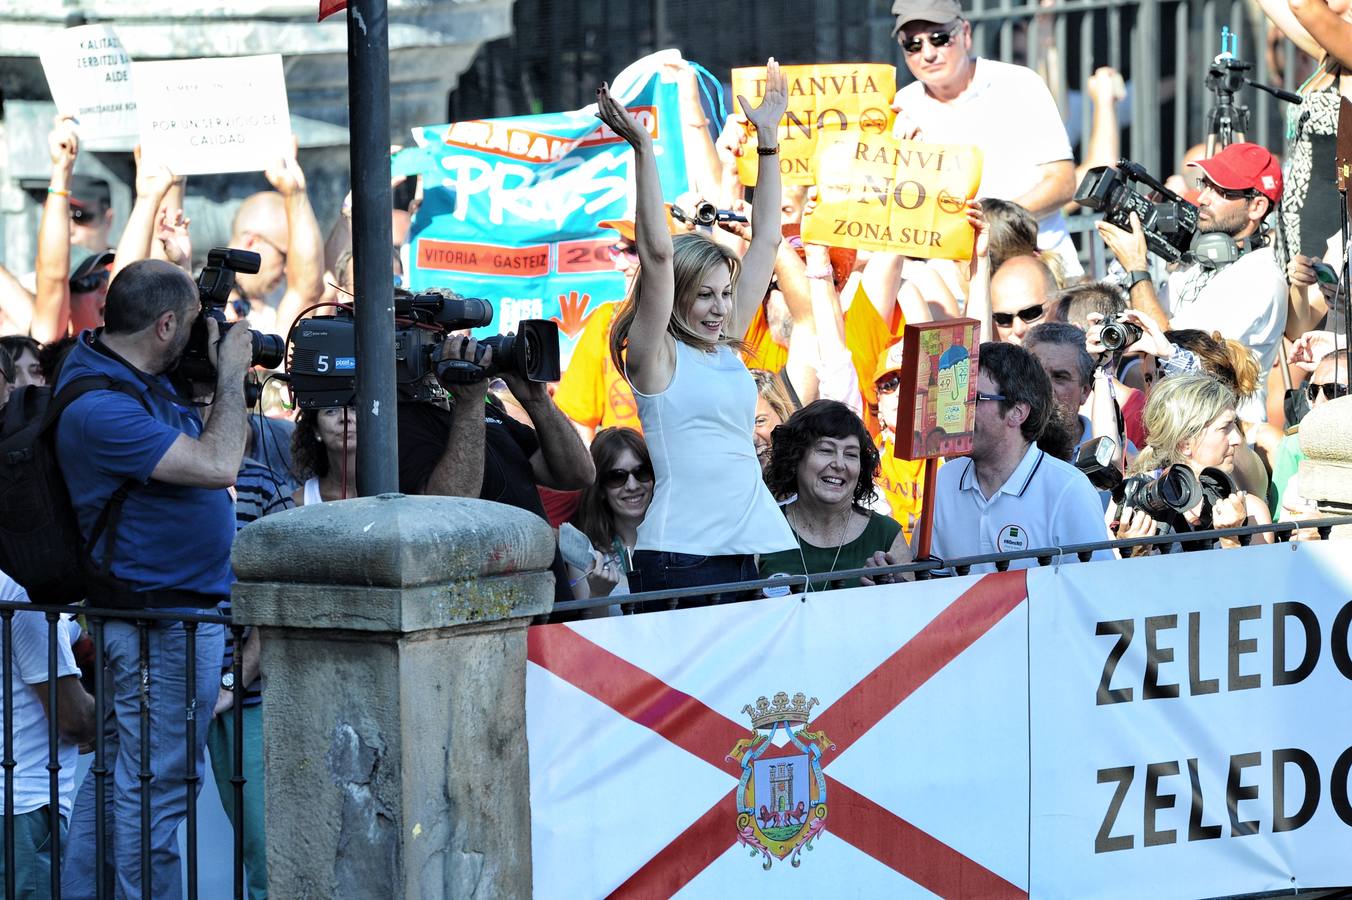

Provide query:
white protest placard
left=1028, top=542, right=1352, bottom=899
left=38, top=24, right=138, bottom=150
left=132, top=54, right=291, bottom=176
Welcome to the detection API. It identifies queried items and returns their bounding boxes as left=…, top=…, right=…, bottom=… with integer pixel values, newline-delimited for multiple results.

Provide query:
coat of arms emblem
left=726, top=691, right=833, bottom=869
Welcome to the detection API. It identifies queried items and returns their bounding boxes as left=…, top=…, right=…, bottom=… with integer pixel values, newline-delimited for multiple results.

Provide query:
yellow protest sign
left=802, top=134, right=983, bottom=261
left=729, top=64, right=896, bottom=187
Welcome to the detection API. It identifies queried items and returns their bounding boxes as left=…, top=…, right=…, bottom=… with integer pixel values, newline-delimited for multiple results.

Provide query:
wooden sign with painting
left=892, top=318, right=981, bottom=461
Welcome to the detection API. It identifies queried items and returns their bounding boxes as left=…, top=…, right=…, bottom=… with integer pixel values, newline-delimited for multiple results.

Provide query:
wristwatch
left=221, top=672, right=236, bottom=692
left=1126, top=270, right=1152, bottom=289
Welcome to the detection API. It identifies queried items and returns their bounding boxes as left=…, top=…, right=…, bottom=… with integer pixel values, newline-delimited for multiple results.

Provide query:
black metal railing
left=0, top=604, right=250, bottom=900
left=548, top=514, right=1352, bottom=619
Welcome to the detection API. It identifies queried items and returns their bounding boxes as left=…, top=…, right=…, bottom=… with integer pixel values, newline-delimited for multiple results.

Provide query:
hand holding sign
left=737, top=57, right=787, bottom=143
left=264, top=137, right=307, bottom=198
left=48, top=116, right=80, bottom=180
left=965, top=198, right=988, bottom=278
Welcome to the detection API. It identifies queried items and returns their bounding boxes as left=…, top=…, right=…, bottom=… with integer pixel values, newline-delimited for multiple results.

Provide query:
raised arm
left=269, top=143, right=326, bottom=336
left=731, top=58, right=788, bottom=338
left=1264, top=0, right=1326, bottom=59
left=111, top=148, right=176, bottom=282
left=1290, top=0, right=1352, bottom=70
left=962, top=200, right=994, bottom=339
left=33, top=117, right=78, bottom=344
left=0, top=263, right=34, bottom=336
left=596, top=82, right=675, bottom=394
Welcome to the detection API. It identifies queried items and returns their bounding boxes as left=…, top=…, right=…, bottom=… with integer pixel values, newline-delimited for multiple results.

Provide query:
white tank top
left=303, top=477, right=323, bottom=506
left=632, top=341, right=796, bottom=555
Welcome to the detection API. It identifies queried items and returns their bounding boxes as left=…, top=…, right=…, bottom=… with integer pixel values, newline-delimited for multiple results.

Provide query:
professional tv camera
left=286, top=289, right=561, bottom=409
left=1074, top=159, right=1199, bottom=263
left=176, top=248, right=287, bottom=383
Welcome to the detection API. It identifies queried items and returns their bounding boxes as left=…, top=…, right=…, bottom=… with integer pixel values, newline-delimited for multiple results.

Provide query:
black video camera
left=670, top=202, right=747, bottom=227
left=177, top=248, right=287, bottom=384
left=1075, top=159, right=1199, bottom=263
left=286, top=289, right=562, bottom=409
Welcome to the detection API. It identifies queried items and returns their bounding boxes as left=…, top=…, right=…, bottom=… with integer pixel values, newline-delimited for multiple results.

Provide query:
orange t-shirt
left=844, top=282, right=900, bottom=437
left=875, top=435, right=931, bottom=541
left=553, top=302, right=642, bottom=434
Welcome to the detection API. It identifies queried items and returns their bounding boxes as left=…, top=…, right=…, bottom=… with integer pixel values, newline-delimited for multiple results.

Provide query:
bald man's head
left=229, top=191, right=289, bottom=300
left=990, top=256, right=1056, bottom=345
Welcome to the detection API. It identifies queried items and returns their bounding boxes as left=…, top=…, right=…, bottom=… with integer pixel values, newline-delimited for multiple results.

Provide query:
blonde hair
left=751, top=368, right=794, bottom=421
left=610, top=232, right=750, bottom=371
left=1131, top=373, right=1237, bottom=475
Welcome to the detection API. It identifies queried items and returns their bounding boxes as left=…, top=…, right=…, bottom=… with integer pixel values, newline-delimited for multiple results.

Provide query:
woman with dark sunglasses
left=566, top=428, right=654, bottom=600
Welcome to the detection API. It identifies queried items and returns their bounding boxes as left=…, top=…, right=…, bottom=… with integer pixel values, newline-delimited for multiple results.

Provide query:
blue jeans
left=0, top=806, right=65, bottom=900
left=630, top=551, right=758, bottom=606
left=61, top=618, right=224, bottom=900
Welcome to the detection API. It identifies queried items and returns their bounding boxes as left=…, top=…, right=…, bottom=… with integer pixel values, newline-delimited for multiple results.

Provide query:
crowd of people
left=1, top=0, right=1351, bottom=894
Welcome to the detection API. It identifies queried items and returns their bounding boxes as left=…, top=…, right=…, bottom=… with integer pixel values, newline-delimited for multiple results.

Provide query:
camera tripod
left=1204, top=28, right=1302, bottom=155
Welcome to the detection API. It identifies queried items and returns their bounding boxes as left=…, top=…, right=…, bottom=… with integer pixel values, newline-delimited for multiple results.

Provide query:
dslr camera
left=1113, top=463, right=1237, bottom=534
left=287, top=289, right=561, bottom=409
left=1075, top=159, right=1199, bottom=263
left=1099, top=317, right=1144, bottom=353
left=176, top=248, right=287, bottom=383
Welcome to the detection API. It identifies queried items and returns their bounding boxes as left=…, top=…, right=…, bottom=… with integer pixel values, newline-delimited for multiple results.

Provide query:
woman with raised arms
left=595, top=59, right=797, bottom=596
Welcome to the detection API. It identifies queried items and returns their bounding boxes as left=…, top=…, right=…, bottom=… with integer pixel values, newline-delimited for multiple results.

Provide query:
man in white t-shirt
left=889, top=0, right=1081, bottom=275
left=928, top=342, right=1112, bottom=571
left=0, top=570, right=95, bottom=895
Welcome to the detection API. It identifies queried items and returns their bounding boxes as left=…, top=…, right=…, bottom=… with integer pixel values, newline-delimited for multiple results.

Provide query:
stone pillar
left=1298, top=394, right=1352, bottom=539
left=231, top=494, right=553, bottom=899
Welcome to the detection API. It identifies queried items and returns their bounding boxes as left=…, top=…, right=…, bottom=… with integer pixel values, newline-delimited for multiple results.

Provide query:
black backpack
left=0, top=378, right=148, bottom=604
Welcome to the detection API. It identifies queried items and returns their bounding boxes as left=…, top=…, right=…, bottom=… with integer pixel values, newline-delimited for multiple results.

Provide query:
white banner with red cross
left=527, top=542, right=1352, bottom=897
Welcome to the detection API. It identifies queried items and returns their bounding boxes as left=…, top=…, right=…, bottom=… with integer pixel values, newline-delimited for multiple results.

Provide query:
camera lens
left=1100, top=321, right=1143, bottom=352
left=250, top=331, right=287, bottom=370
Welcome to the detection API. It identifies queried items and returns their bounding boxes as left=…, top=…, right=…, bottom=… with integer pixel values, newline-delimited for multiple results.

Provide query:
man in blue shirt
left=55, top=259, right=252, bottom=900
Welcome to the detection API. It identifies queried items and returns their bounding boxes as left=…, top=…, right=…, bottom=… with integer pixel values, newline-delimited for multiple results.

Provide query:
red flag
left=318, top=0, right=345, bottom=21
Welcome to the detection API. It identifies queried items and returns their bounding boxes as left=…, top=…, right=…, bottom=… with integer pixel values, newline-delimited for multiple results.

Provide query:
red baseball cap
left=1187, top=142, right=1282, bottom=205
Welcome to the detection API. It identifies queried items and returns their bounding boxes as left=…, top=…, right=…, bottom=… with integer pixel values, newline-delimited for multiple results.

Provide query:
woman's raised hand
left=737, top=57, right=788, bottom=142
left=595, top=82, right=651, bottom=151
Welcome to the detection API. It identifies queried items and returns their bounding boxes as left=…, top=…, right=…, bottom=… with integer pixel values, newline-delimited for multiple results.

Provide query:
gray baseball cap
left=892, top=0, right=963, bottom=35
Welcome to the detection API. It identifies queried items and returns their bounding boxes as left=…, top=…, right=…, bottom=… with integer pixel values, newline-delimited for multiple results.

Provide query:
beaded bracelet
left=756, top=145, right=779, bottom=156
left=47, top=187, right=70, bottom=197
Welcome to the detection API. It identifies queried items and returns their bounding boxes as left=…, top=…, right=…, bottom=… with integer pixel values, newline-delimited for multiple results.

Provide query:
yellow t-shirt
left=875, top=435, right=931, bottom=541
left=741, top=303, right=788, bottom=373
left=553, top=302, right=643, bottom=434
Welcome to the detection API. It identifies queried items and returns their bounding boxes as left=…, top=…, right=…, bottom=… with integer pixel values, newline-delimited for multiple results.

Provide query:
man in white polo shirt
left=928, top=342, right=1112, bottom=571
left=889, top=0, right=1081, bottom=276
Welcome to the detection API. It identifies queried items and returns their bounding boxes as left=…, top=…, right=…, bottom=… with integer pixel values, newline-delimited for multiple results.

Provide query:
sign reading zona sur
left=803, top=134, right=981, bottom=260
left=730, top=64, right=896, bottom=187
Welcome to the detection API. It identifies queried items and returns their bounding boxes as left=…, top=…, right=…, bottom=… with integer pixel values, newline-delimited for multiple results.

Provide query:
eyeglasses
left=1307, top=381, right=1350, bottom=402
left=601, top=465, right=654, bottom=490
left=991, top=302, right=1046, bottom=329
left=1198, top=178, right=1255, bottom=202
left=876, top=374, right=901, bottom=395
left=900, top=22, right=962, bottom=54
left=976, top=392, right=1008, bottom=403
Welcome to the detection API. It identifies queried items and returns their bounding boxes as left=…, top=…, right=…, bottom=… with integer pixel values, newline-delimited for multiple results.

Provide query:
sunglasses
left=69, top=206, right=100, bottom=225
left=608, top=242, right=639, bottom=261
left=992, top=302, right=1046, bottom=329
left=1199, top=178, right=1255, bottom=202
left=1307, top=381, right=1349, bottom=402
left=601, top=465, right=654, bottom=490
left=876, top=373, right=902, bottom=395
left=901, top=23, right=962, bottom=54
left=976, top=391, right=1008, bottom=403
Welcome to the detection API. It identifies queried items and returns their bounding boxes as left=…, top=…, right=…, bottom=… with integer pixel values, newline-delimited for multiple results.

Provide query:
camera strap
left=90, top=333, right=207, bottom=409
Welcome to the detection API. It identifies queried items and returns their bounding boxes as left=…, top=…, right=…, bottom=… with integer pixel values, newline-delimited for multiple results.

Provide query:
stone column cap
left=233, top=493, right=555, bottom=588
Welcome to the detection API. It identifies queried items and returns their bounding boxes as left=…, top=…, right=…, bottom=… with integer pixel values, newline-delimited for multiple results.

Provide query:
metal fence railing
left=547, top=514, right=1352, bottom=620
left=0, top=603, right=250, bottom=900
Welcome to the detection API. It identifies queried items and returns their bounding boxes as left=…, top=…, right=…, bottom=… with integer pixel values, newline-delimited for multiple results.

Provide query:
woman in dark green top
left=759, top=401, right=913, bottom=592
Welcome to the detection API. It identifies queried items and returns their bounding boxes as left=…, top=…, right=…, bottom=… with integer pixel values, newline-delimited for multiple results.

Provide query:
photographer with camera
left=397, top=328, right=594, bottom=606
left=53, top=259, right=252, bottom=898
left=1121, top=373, right=1274, bottom=548
left=1095, top=143, right=1287, bottom=427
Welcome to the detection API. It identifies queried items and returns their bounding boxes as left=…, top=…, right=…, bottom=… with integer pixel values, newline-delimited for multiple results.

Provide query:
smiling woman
left=760, top=401, right=913, bottom=591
